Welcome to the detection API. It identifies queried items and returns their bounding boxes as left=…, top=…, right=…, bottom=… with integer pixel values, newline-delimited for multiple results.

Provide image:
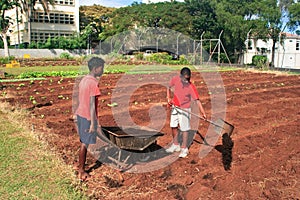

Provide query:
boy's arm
left=89, top=96, right=97, bottom=133
left=196, top=99, right=206, bottom=119
left=167, top=87, right=172, bottom=105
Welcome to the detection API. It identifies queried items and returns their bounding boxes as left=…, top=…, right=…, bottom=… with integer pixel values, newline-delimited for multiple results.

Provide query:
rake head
left=214, top=119, right=234, bottom=136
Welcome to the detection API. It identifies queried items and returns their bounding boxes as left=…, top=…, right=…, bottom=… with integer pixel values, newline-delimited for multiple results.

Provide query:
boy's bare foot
left=78, top=170, right=91, bottom=181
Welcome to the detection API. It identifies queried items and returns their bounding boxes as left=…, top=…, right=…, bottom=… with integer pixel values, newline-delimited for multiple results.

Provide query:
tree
left=253, top=0, right=296, bottom=68
left=287, top=0, right=300, bottom=32
left=0, top=0, right=17, bottom=57
left=99, top=2, right=192, bottom=40
left=186, top=0, right=221, bottom=40
left=186, top=0, right=258, bottom=63
left=214, top=0, right=260, bottom=63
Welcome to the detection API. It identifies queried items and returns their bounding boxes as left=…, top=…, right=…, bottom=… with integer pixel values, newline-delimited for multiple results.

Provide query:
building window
left=54, top=0, right=74, bottom=5
left=33, top=12, right=74, bottom=24
left=296, top=40, right=300, bottom=51
left=31, top=31, right=73, bottom=43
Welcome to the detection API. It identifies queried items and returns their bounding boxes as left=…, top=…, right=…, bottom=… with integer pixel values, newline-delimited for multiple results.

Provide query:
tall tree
left=186, top=0, right=256, bottom=63
left=186, top=0, right=221, bottom=40
left=254, top=0, right=296, bottom=68
left=287, top=0, right=300, bottom=33
left=79, top=5, right=114, bottom=46
left=99, top=2, right=192, bottom=40
left=0, top=0, right=17, bottom=57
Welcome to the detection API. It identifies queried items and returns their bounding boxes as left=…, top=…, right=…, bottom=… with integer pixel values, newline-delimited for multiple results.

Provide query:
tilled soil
left=0, top=69, right=299, bottom=199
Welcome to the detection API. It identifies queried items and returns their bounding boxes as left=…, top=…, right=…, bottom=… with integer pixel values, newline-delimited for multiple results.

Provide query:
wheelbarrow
left=96, top=126, right=164, bottom=170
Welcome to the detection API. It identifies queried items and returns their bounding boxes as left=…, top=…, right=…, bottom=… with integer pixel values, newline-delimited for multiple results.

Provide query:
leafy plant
left=29, top=96, right=35, bottom=101
left=59, top=52, right=73, bottom=60
left=252, top=55, right=268, bottom=70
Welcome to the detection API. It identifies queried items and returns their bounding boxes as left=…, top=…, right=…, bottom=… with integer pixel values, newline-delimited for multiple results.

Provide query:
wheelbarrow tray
left=101, top=126, right=164, bottom=151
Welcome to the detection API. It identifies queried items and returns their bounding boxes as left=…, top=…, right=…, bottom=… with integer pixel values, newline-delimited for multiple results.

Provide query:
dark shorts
left=77, top=115, right=97, bottom=145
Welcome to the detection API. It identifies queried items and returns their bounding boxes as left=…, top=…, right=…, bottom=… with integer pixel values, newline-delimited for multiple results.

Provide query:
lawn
left=0, top=104, right=87, bottom=200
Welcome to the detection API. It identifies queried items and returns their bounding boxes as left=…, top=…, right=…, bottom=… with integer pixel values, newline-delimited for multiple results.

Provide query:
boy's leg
left=178, top=108, right=191, bottom=148
left=171, top=127, right=179, bottom=145
left=181, top=131, right=188, bottom=149
left=170, top=106, right=180, bottom=145
left=178, top=108, right=191, bottom=157
left=76, top=115, right=95, bottom=181
left=78, top=143, right=90, bottom=180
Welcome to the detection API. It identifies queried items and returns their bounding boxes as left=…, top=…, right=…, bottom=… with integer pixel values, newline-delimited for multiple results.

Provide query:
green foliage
left=211, top=53, right=230, bottom=63
left=59, top=52, right=73, bottom=59
left=145, top=52, right=171, bottom=63
left=100, top=2, right=193, bottom=40
left=144, top=52, right=189, bottom=65
left=287, top=2, right=300, bottom=30
left=17, top=71, right=83, bottom=78
left=79, top=5, right=114, bottom=32
left=134, top=52, right=144, bottom=60
left=252, top=55, right=268, bottom=69
left=0, top=56, right=15, bottom=64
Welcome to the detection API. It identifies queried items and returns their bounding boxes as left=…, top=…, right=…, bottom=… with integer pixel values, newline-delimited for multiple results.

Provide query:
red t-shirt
left=75, top=75, right=101, bottom=120
left=169, top=76, right=199, bottom=108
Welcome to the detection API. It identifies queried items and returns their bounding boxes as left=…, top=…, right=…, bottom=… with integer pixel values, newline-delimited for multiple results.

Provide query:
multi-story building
left=244, top=33, right=300, bottom=69
left=6, top=0, right=79, bottom=47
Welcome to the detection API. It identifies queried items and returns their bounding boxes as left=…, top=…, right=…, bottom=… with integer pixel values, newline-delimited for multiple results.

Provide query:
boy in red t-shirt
left=73, top=57, right=104, bottom=181
left=166, top=67, right=206, bottom=158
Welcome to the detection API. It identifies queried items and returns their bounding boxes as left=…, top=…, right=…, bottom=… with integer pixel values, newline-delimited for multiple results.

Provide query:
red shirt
left=169, top=76, right=199, bottom=108
left=75, top=75, right=101, bottom=120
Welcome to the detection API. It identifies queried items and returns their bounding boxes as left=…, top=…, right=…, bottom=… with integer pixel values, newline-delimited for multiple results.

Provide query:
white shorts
left=170, top=106, right=191, bottom=131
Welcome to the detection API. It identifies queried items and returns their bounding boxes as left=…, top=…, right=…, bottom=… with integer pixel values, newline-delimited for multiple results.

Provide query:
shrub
left=59, top=52, right=73, bottom=59
left=252, top=55, right=268, bottom=69
left=145, top=52, right=172, bottom=63
left=134, top=52, right=144, bottom=60
left=0, top=56, right=15, bottom=64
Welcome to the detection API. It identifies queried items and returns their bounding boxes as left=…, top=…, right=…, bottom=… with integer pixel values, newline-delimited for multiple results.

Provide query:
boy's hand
left=88, top=123, right=96, bottom=133
left=167, top=97, right=172, bottom=108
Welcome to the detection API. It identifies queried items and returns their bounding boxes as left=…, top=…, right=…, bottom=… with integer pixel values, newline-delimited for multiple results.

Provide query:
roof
left=281, top=32, right=300, bottom=39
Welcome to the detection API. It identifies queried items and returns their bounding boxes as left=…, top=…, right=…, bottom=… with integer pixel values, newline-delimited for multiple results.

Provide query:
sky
left=80, top=0, right=185, bottom=7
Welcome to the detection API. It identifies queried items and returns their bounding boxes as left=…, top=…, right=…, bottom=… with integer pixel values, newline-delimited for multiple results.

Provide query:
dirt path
left=0, top=70, right=299, bottom=199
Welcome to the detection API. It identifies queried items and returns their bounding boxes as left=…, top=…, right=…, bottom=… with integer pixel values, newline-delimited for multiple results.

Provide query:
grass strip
left=1, top=64, right=242, bottom=79
left=0, top=104, right=87, bottom=200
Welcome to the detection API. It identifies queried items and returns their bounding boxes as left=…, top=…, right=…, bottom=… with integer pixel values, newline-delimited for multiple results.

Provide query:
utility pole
left=245, top=29, right=252, bottom=65
left=218, top=30, right=223, bottom=64
left=200, top=32, right=205, bottom=65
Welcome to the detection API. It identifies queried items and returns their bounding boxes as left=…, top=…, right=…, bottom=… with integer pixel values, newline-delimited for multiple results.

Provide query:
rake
left=173, top=106, right=234, bottom=136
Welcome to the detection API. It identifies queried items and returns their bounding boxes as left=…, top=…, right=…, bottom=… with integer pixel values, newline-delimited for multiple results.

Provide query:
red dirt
left=0, top=69, right=299, bottom=199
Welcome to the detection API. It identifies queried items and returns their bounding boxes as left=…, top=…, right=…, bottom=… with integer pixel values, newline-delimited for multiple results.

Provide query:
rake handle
left=173, top=105, right=224, bottom=129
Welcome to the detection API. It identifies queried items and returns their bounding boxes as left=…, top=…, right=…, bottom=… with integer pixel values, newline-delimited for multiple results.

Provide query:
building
left=244, top=33, right=300, bottom=69
left=6, top=0, right=79, bottom=47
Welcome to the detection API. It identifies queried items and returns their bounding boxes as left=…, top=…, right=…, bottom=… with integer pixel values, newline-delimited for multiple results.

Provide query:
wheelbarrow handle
left=173, top=105, right=224, bottom=129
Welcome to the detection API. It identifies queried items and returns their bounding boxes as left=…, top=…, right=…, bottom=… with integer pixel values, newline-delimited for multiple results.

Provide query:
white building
left=6, top=0, right=80, bottom=46
left=244, top=33, right=300, bottom=69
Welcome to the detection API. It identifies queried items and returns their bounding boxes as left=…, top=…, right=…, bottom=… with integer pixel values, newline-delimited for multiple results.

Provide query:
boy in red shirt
left=166, top=67, right=206, bottom=158
left=74, top=57, right=104, bottom=181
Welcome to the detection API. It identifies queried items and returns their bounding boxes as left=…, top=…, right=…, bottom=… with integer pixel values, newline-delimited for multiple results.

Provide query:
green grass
left=0, top=106, right=87, bottom=200
left=1, top=64, right=241, bottom=79
left=4, top=65, right=82, bottom=76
